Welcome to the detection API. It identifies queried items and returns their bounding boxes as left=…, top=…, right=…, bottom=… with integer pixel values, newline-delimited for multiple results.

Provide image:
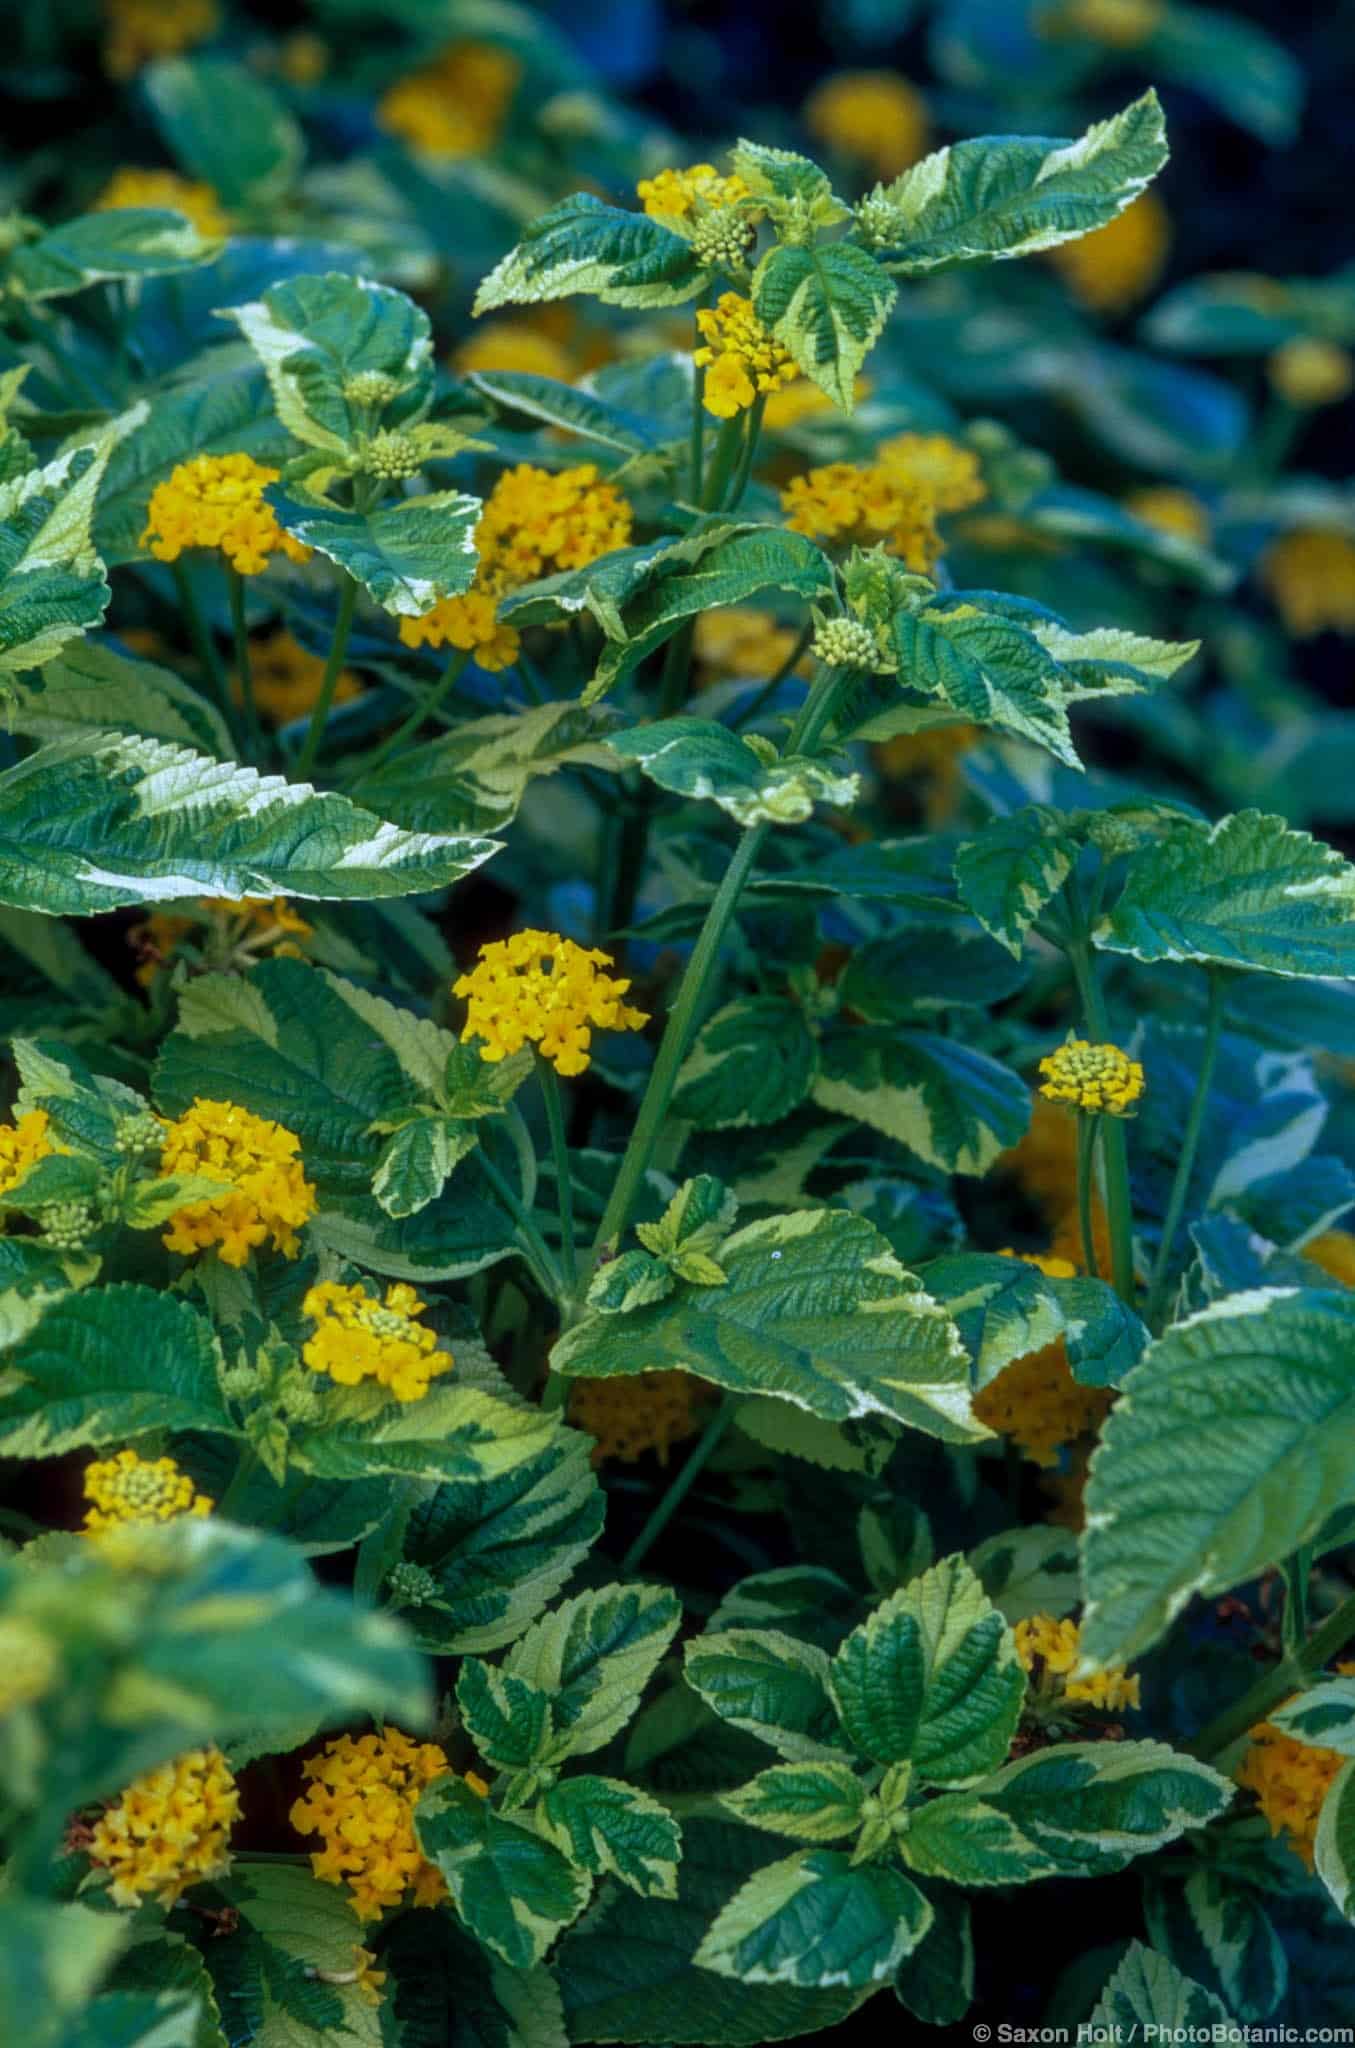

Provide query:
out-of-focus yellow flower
left=291, top=1729, right=480, bottom=1921
left=0, top=1619, right=60, bottom=1716
left=302, top=1279, right=453, bottom=1405
left=0, top=1109, right=63, bottom=1198
left=694, top=609, right=807, bottom=684
left=782, top=433, right=985, bottom=572
left=694, top=293, right=797, bottom=419
left=1123, top=485, right=1211, bottom=545
left=398, top=589, right=520, bottom=670
left=1039, top=0, right=1164, bottom=48
left=1048, top=192, right=1170, bottom=313
left=94, top=168, right=227, bottom=238
left=454, top=321, right=575, bottom=383
left=1260, top=530, right=1355, bottom=637
left=804, top=71, right=930, bottom=182
left=103, top=0, right=218, bottom=81
left=159, top=1098, right=315, bottom=1266
left=1015, top=1613, right=1141, bottom=1710
left=570, top=1369, right=717, bottom=1465
left=83, top=1449, right=213, bottom=1534
left=637, top=163, right=749, bottom=228
left=455, top=930, right=648, bottom=1077
left=1305, top=1230, right=1355, bottom=1287
left=1039, top=1039, right=1144, bottom=1116
left=90, top=1748, right=239, bottom=1907
left=378, top=43, right=519, bottom=160
left=277, top=32, right=330, bottom=85
left=971, top=1252, right=1114, bottom=1466
left=1267, top=338, right=1355, bottom=410
left=242, top=630, right=361, bottom=725
left=142, top=455, right=311, bottom=578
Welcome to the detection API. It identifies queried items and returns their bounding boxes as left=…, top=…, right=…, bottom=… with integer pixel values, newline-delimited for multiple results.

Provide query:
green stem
left=217, top=1444, right=261, bottom=1520
left=1190, top=1587, right=1355, bottom=1764
left=786, top=661, right=852, bottom=756
left=656, top=620, right=696, bottom=719
left=344, top=648, right=469, bottom=786
left=622, top=1400, right=737, bottom=1574
left=688, top=344, right=707, bottom=503
left=1063, top=900, right=1136, bottom=1306
left=295, top=574, right=359, bottom=780
left=723, top=393, right=766, bottom=513
left=1283, top=1546, right=1314, bottom=1658
left=589, top=823, right=770, bottom=1267
left=474, top=1145, right=564, bottom=1303
left=226, top=568, right=262, bottom=763
left=1145, top=969, right=1226, bottom=1330
left=172, top=560, right=232, bottom=737
left=1075, top=1111, right=1102, bottom=1281
left=538, top=1055, right=578, bottom=1299
left=729, top=620, right=812, bottom=732
left=701, top=414, right=745, bottom=514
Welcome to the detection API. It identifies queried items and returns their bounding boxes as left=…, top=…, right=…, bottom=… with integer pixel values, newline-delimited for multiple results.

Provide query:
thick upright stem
left=1145, top=969, right=1226, bottom=1329
left=226, top=568, right=262, bottom=762
left=295, top=574, right=359, bottom=780
left=1190, top=1586, right=1355, bottom=1764
left=622, top=1400, right=736, bottom=1573
left=1075, top=1111, right=1102, bottom=1280
left=723, top=393, right=767, bottom=513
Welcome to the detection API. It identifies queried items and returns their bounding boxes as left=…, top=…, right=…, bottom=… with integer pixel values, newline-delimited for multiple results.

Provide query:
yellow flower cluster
left=637, top=163, right=749, bottom=226
left=1048, top=192, right=1170, bottom=313
left=242, top=629, right=361, bottom=725
left=1237, top=1669, right=1355, bottom=1867
left=762, top=379, right=839, bottom=432
left=1041, top=0, right=1164, bottom=48
left=1306, top=1230, right=1355, bottom=1287
left=694, top=608, right=806, bottom=684
left=89, top=1747, right=239, bottom=1908
left=569, top=1369, right=716, bottom=1466
left=1039, top=1039, right=1145, bottom=1116
left=803, top=71, right=930, bottom=181
left=455, top=930, right=648, bottom=1077
left=972, top=1254, right=1115, bottom=1466
left=1123, top=485, right=1212, bottom=546
left=1002, top=1098, right=1112, bottom=1275
left=291, top=1729, right=485, bottom=1921
left=142, top=455, right=312, bottom=578
left=1261, top=530, right=1355, bottom=637
left=782, top=433, right=986, bottom=571
left=0, top=1108, right=62, bottom=1198
left=302, top=1280, right=453, bottom=1405
left=82, top=1449, right=213, bottom=1534
left=103, top=0, right=218, bottom=80
left=1268, top=338, right=1354, bottom=409
left=159, top=1098, right=316, bottom=1266
left=0, top=1618, right=60, bottom=1717
left=694, top=293, right=797, bottom=419
left=400, top=462, right=631, bottom=669
left=95, top=167, right=227, bottom=238
left=377, top=42, right=519, bottom=159
left=131, top=896, right=312, bottom=985
left=455, top=320, right=575, bottom=383
left=1015, top=1613, right=1141, bottom=1711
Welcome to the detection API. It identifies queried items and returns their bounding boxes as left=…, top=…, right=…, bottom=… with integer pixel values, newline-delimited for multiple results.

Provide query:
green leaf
left=456, top=1661, right=555, bottom=1771
left=1095, top=812, right=1355, bottom=980
left=416, top=1776, right=592, bottom=1971
left=372, top=1116, right=478, bottom=1220
left=1090, top=1940, right=1243, bottom=2037
left=503, top=1583, right=682, bottom=1760
left=720, top=1761, right=866, bottom=1843
left=224, top=272, right=433, bottom=456
left=901, top=1742, right=1233, bottom=1885
left=969, top=1526, right=1081, bottom=1625
left=752, top=243, right=895, bottom=413
left=63, top=1989, right=206, bottom=2048
left=922, top=1253, right=1145, bottom=1389
left=729, top=142, right=849, bottom=234
left=1316, top=1760, right=1355, bottom=1922
left=892, top=1886, right=975, bottom=2025
left=812, top=1028, right=1029, bottom=1177
left=536, top=1776, right=682, bottom=1898
left=683, top=1629, right=846, bottom=1763
left=551, top=1209, right=982, bottom=1444
left=0, top=733, right=498, bottom=915
left=1080, top=1291, right=1355, bottom=1668
left=672, top=998, right=819, bottom=1130
left=289, top=1382, right=560, bottom=1487
left=0, top=1897, right=127, bottom=2048
left=694, top=1848, right=932, bottom=1989
left=7, top=212, right=217, bottom=301
left=144, top=57, right=305, bottom=209
left=954, top=807, right=1078, bottom=957
left=0, top=409, right=146, bottom=677
left=609, top=718, right=857, bottom=827
left=474, top=194, right=706, bottom=314
left=829, top=1558, right=1023, bottom=1782
left=347, top=702, right=616, bottom=837
left=1270, top=1680, right=1355, bottom=1756
left=378, top=1912, right=567, bottom=2048
left=12, top=640, right=232, bottom=757
left=1144, top=6, right=1301, bottom=148
left=864, top=91, right=1168, bottom=276
left=1145, top=1869, right=1287, bottom=2021
left=0, top=1284, right=231, bottom=1456
left=267, top=486, right=480, bottom=617
left=220, top=1864, right=380, bottom=2048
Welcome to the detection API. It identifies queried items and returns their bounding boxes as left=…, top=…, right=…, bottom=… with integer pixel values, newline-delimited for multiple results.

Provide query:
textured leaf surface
left=812, top=1028, right=1029, bottom=1177
left=695, top=1848, right=931, bottom=1988
left=225, top=271, right=432, bottom=455
left=1090, top=1941, right=1242, bottom=2036
left=416, top=1776, right=591, bottom=1970
left=12, top=641, right=231, bottom=756
left=267, top=486, right=479, bottom=616
left=684, top=1629, right=846, bottom=1763
left=504, top=1584, right=682, bottom=1760
left=475, top=195, right=706, bottom=313
left=752, top=243, right=895, bottom=412
left=610, top=718, right=857, bottom=827
left=537, top=1777, right=682, bottom=1897
left=954, top=806, right=1078, bottom=957
left=671, top=998, right=818, bottom=1129
left=1316, top=1760, right=1355, bottom=1922
left=720, top=1761, right=866, bottom=1843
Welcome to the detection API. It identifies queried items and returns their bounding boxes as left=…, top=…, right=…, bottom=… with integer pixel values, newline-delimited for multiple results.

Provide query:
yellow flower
left=102, top=0, right=218, bottom=80
left=1305, top=1230, right=1355, bottom=1287
left=1048, top=192, right=1170, bottom=313
left=212, top=895, right=314, bottom=946
left=455, top=930, right=648, bottom=1078
left=398, top=590, right=520, bottom=670
left=804, top=71, right=930, bottom=181
left=569, top=1370, right=717, bottom=1466
left=82, top=1449, right=213, bottom=1534
left=242, top=630, right=361, bottom=725
left=1039, top=1039, right=1144, bottom=1116
left=1260, top=530, right=1355, bottom=637
left=881, top=433, right=986, bottom=515
left=0, top=1108, right=62, bottom=1197
left=94, top=167, right=228, bottom=239
left=277, top=32, right=330, bottom=86
left=1001, top=1098, right=1113, bottom=1277
left=378, top=42, right=519, bottom=159
left=971, top=1253, right=1114, bottom=1465
left=1268, top=338, right=1354, bottom=409
left=302, top=1280, right=453, bottom=1405
left=1123, top=485, right=1211, bottom=545
left=694, top=609, right=806, bottom=684
left=1015, top=1613, right=1141, bottom=1711
left=159, top=1098, right=316, bottom=1266
left=694, top=294, right=797, bottom=419
left=782, top=433, right=984, bottom=572
left=291, top=1729, right=478, bottom=1921
left=475, top=462, right=633, bottom=591
left=142, top=454, right=311, bottom=578
left=90, top=1747, right=239, bottom=1908
left=1237, top=1669, right=1355, bottom=1868
left=454, top=321, right=575, bottom=383
left=637, top=163, right=749, bottom=227
left=352, top=1948, right=387, bottom=2007
left=762, top=379, right=835, bottom=433
left=1040, top=0, right=1164, bottom=48
left=0, top=1617, right=60, bottom=1717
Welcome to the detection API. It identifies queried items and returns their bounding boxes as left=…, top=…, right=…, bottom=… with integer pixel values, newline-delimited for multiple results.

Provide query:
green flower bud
left=363, top=429, right=423, bottom=481
left=38, top=1201, right=95, bottom=1250
left=811, top=615, right=883, bottom=671
left=690, top=210, right=757, bottom=270
left=386, top=1560, right=439, bottom=1608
